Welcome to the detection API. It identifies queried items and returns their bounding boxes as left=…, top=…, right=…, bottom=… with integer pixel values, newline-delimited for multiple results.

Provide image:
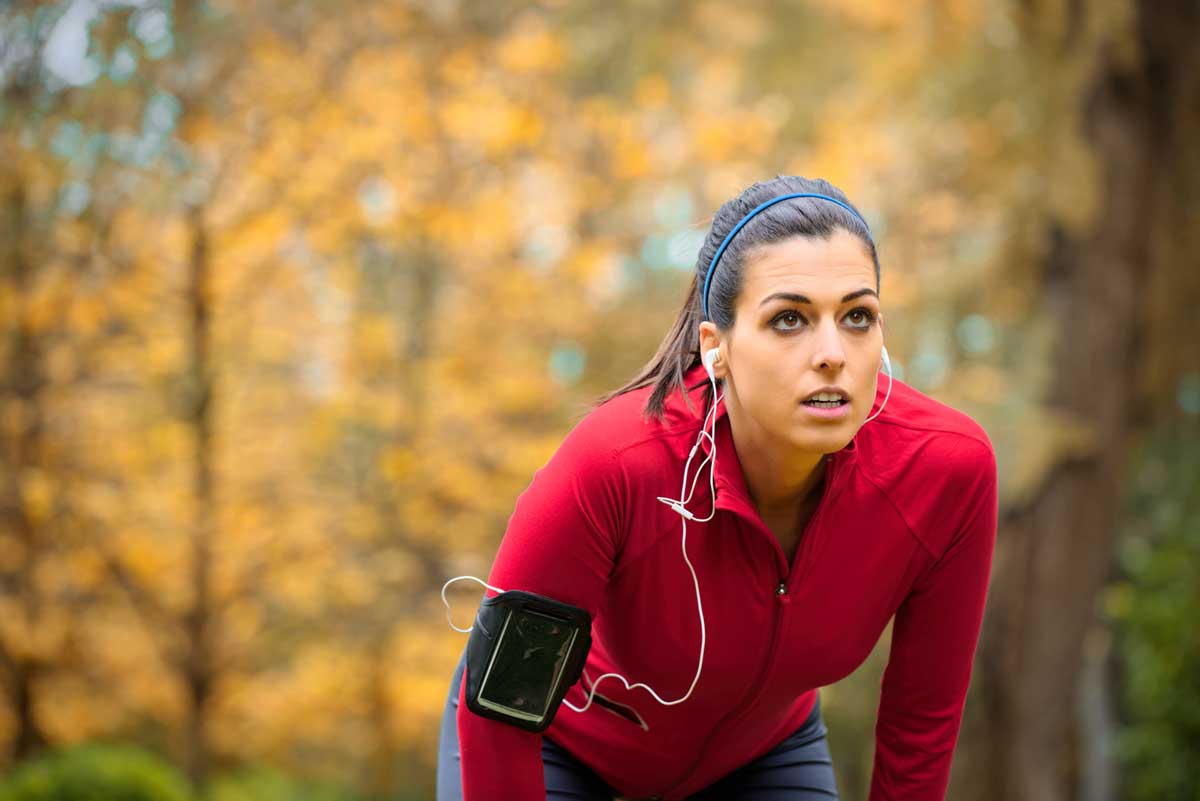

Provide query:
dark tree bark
left=955, top=2, right=1200, bottom=800
left=183, top=203, right=218, bottom=793
left=0, top=177, right=52, bottom=764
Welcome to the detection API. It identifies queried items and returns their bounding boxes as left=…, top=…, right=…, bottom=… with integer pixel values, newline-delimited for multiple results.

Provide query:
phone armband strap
left=464, top=590, right=592, bottom=733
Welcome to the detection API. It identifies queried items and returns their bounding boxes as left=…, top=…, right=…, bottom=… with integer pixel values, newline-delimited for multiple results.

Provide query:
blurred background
left=1, top=0, right=1197, bottom=800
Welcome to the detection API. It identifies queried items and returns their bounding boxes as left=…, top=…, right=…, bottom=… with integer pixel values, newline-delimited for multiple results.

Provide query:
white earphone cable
left=441, top=351, right=885, bottom=720
left=567, top=371, right=723, bottom=712
left=439, top=368, right=725, bottom=719
left=440, top=575, right=507, bottom=633
left=861, top=352, right=893, bottom=424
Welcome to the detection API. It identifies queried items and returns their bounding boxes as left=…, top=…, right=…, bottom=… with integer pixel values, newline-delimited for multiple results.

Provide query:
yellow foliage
left=693, top=2, right=767, bottom=48
left=122, top=539, right=172, bottom=586
left=0, top=598, right=30, bottom=659
left=68, top=294, right=107, bottom=337
left=693, top=111, right=777, bottom=163
left=439, top=86, right=545, bottom=156
left=996, top=408, right=1099, bottom=509
left=0, top=536, right=20, bottom=574
left=0, top=284, right=15, bottom=322
left=20, top=468, right=54, bottom=526
left=946, top=364, right=1008, bottom=406
left=441, top=47, right=481, bottom=86
left=917, top=190, right=966, bottom=234
left=40, top=674, right=131, bottom=746
left=387, top=622, right=468, bottom=742
left=146, top=421, right=190, bottom=460
left=612, top=127, right=652, bottom=180
left=811, top=0, right=981, bottom=34
left=223, top=599, right=263, bottom=646
left=66, top=550, right=107, bottom=589
left=23, top=278, right=66, bottom=335
left=46, top=341, right=78, bottom=383
left=634, top=75, right=671, bottom=109
left=380, top=446, right=417, bottom=483
left=332, top=565, right=379, bottom=608
left=496, top=16, right=565, bottom=74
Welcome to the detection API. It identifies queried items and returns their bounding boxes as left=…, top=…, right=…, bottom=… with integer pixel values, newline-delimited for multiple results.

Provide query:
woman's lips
left=800, top=399, right=851, bottom=420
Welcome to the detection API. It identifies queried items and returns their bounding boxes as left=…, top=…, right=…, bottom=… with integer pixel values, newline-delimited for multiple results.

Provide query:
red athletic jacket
left=457, top=361, right=999, bottom=800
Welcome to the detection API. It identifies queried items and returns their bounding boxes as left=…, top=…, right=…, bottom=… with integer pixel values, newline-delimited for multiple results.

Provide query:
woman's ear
left=697, top=321, right=724, bottom=376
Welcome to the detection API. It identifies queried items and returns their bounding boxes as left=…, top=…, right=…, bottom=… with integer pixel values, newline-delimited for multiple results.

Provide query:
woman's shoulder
left=857, top=375, right=994, bottom=467
left=852, top=377, right=997, bottom=542
left=873, top=376, right=993, bottom=441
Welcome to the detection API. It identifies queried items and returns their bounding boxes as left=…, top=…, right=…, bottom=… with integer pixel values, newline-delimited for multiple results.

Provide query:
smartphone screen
left=476, top=607, right=579, bottom=723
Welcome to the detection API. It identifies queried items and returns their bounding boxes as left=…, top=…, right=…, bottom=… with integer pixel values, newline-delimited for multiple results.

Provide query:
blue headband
left=701, top=192, right=871, bottom=321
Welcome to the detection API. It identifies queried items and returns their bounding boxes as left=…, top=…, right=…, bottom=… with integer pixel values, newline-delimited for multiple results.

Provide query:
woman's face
left=702, top=229, right=884, bottom=456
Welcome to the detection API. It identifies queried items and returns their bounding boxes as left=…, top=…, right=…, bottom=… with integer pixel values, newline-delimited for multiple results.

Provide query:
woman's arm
left=457, top=419, right=627, bottom=801
left=868, top=435, right=999, bottom=801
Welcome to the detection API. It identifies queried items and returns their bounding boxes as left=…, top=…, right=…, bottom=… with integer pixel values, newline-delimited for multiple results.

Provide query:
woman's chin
left=789, top=426, right=853, bottom=456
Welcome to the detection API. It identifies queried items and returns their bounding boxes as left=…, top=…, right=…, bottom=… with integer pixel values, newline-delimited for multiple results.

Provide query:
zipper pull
left=775, top=581, right=786, bottom=597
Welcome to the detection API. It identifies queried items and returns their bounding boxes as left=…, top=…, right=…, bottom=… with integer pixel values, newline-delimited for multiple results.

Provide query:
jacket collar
left=670, top=362, right=857, bottom=520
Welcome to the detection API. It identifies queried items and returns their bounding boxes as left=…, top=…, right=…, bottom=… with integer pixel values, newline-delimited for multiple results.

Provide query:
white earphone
left=863, top=344, right=892, bottom=424
left=703, top=347, right=721, bottom=381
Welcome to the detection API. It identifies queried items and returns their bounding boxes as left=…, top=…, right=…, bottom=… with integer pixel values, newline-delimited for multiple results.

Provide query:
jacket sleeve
left=457, top=418, right=627, bottom=801
left=868, top=437, right=999, bottom=801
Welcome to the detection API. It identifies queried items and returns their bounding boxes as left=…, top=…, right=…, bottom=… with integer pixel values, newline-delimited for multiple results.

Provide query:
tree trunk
left=365, top=638, right=397, bottom=798
left=0, top=179, right=51, bottom=763
left=183, top=203, right=217, bottom=795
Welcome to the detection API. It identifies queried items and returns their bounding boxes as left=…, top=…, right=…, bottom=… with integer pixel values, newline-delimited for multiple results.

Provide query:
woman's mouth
left=800, top=397, right=851, bottom=419
left=803, top=399, right=847, bottom=409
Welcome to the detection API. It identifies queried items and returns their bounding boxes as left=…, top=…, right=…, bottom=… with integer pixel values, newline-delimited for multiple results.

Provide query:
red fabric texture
left=457, top=362, right=999, bottom=801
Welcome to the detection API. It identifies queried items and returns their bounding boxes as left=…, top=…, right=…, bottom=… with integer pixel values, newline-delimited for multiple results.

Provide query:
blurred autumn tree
left=949, top=4, right=1199, bottom=801
left=0, top=0, right=159, bottom=766
left=1, top=1, right=1196, bottom=801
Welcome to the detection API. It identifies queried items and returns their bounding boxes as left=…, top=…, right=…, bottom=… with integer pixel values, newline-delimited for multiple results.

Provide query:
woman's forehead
left=740, top=232, right=876, bottom=302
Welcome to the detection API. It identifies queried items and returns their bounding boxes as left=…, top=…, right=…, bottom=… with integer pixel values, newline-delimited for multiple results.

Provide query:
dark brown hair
left=589, top=175, right=879, bottom=422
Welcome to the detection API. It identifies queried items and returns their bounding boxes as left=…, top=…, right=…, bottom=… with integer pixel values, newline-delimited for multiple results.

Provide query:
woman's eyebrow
left=758, top=288, right=878, bottom=307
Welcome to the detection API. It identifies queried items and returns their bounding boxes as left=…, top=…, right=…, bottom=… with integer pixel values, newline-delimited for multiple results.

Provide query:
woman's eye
left=772, top=311, right=804, bottom=331
left=771, top=308, right=877, bottom=331
left=847, top=307, right=877, bottom=328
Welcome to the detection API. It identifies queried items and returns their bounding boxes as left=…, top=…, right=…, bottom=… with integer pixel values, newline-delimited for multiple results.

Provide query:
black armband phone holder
left=464, top=590, right=592, bottom=733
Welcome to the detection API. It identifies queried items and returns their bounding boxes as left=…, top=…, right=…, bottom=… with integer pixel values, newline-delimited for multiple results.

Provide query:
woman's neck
left=723, top=396, right=827, bottom=515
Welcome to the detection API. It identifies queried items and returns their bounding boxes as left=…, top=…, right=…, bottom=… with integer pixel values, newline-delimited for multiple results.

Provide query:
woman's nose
left=810, top=322, right=847, bottom=371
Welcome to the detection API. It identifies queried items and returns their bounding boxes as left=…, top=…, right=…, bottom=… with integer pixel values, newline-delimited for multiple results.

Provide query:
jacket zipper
left=655, top=454, right=842, bottom=797
left=784, top=454, right=841, bottom=591
left=656, top=581, right=790, bottom=798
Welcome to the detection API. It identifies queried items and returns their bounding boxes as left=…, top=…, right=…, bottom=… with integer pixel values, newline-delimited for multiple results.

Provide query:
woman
left=437, top=175, right=999, bottom=801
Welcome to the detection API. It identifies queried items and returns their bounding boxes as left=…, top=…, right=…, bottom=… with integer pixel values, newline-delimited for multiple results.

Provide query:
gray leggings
left=437, top=649, right=840, bottom=800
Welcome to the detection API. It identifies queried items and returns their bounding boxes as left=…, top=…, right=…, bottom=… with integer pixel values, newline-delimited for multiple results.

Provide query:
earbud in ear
left=880, top=345, right=892, bottom=376
left=703, top=348, right=721, bottom=381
